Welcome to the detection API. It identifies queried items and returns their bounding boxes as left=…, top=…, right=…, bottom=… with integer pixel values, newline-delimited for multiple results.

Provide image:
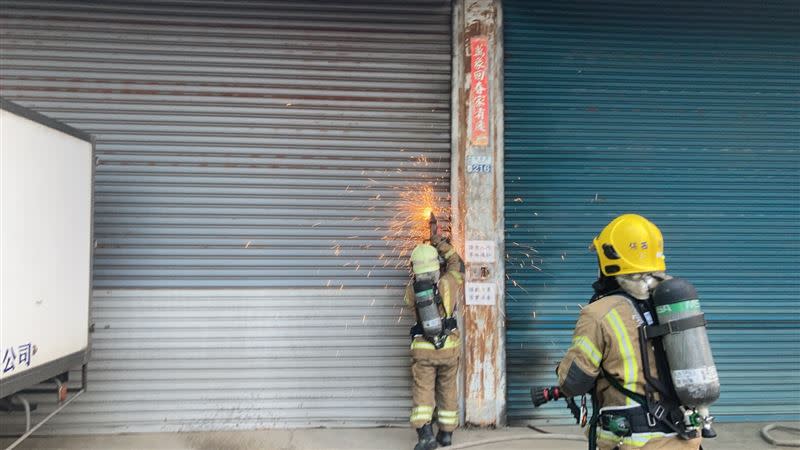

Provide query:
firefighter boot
left=436, top=430, right=452, bottom=447
left=414, top=423, right=438, bottom=450
left=702, top=425, right=718, bottom=438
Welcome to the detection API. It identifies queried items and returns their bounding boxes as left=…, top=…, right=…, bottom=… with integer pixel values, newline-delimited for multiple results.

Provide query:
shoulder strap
left=614, top=293, right=675, bottom=399
left=601, top=370, right=648, bottom=406
left=433, top=282, right=449, bottom=316
left=598, top=294, right=691, bottom=439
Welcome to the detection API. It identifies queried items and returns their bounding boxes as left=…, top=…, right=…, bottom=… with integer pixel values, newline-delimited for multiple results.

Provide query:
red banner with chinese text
left=469, top=36, right=490, bottom=147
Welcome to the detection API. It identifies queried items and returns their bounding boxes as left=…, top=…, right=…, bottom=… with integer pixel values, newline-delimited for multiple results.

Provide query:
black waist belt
left=600, top=405, right=675, bottom=436
left=410, top=318, right=458, bottom=337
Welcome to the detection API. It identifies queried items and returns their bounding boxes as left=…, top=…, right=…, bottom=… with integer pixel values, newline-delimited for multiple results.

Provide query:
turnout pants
left=409, top=336, right=460, bottom=432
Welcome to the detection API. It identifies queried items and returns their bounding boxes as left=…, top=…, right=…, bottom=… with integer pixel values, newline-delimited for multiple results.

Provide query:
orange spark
left=382, top=183, right=449, bottom=268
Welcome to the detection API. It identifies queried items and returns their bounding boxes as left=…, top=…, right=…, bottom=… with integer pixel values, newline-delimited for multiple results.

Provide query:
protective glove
left=430, top=234, right=449, bottom=248
left=432, top=237, right=454, bottom=258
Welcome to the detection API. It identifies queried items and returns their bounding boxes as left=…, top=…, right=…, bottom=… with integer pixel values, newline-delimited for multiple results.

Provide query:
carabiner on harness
left=580, top=395, right=589, bottom=427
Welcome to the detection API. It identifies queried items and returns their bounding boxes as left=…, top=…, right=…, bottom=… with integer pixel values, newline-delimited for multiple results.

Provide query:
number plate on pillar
left=467, top=155, right=492, bottom=173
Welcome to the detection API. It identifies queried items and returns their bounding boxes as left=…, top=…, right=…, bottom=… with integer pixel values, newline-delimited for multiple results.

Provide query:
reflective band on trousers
left=411, top=405, right=434, bottom=422
left=572, top=335, right=602, bottom=368
left=606, top=308, right=639, bottom=406
left=410, top=337, right=460, bottom=350
left=597, top=429, right=678, bottom=447
left=437, top=410, right=458, bottom=425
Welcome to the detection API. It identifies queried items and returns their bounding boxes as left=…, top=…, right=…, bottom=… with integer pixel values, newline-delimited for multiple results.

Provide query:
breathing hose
left=761, top=424, right=800, bottom=447
left=447, top=426, right=586, bottom=449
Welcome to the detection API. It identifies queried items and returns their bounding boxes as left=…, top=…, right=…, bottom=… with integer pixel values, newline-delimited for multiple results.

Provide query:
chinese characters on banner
left=469, top=36, right=490, bottom=147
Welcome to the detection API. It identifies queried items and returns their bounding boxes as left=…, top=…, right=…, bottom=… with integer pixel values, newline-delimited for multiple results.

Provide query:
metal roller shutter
left=0, top=0, right=452, bottom=433
left=503, top=0, right=799, bottom=424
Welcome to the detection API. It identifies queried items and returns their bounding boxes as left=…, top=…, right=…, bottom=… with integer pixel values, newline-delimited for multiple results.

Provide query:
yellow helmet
left=410, top=243, right=440, bottom=275
left=593, top=214, right=666, bottom=276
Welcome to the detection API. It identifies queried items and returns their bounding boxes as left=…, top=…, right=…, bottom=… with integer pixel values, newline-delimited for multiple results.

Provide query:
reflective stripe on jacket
left=557, top=293, right=663, bottom=409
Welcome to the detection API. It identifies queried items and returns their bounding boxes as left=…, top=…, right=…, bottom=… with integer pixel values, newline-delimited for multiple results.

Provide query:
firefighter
left=405, top=234, right=464, bottom=450
left=556, top=214, right=704, bottom=450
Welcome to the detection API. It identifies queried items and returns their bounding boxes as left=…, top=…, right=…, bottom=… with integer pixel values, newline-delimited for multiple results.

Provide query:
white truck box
left=0, top=98, right=93, bottom=398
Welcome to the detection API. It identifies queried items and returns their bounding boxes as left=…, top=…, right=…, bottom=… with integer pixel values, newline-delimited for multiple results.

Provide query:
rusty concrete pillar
left=451, top=0, right=506, bottom=427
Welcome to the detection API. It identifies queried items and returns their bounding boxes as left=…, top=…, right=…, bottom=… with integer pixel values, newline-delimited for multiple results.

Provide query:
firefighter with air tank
left=533, top=214, right=720, bottom=450
left=405, top=213, right=465, bottom=450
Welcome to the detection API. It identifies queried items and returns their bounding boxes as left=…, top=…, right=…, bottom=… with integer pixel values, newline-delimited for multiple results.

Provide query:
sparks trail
left=325, top=154, right=449, bottom=289
left=505, top=235, right=544, bottom=298
left=383, top=183, right=450, bottom=265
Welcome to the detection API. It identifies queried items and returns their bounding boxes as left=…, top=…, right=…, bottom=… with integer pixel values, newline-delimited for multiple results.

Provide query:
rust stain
left=460, top=0, right=501, bottom=427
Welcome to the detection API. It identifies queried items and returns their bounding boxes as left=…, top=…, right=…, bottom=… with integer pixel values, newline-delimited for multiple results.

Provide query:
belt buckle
left=653, top=404, right=665, bottom=420
left=647, top=412, right=657, bottom=428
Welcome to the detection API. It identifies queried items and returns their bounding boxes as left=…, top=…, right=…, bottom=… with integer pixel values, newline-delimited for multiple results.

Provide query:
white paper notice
left=465, top=240, right=495, bottom=263
left=465, top=282, right=496, bottom=305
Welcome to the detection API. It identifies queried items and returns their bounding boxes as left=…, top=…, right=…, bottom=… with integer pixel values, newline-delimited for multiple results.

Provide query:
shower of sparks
left=383, top=183, right=450, bottom=263
left=511, top=279, right=530, bottom=294
left=504, top=193, right=547, bottom=302
left=505, top=243, right=541, bottom=296
left=323, top=153, right=448, bottom=297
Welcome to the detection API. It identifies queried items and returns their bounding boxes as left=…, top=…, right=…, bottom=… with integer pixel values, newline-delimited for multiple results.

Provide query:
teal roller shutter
left=503, top=0, right=800, bottom=424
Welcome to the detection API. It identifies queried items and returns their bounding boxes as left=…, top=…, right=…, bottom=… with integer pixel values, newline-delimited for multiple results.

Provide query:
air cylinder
left=652, top=277, right=720, bottom=408
left=413, top=279, right=443, bottom=338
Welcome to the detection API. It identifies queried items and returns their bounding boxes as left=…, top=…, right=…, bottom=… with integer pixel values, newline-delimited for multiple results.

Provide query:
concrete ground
left=2, top=423, right=798, bottom=450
